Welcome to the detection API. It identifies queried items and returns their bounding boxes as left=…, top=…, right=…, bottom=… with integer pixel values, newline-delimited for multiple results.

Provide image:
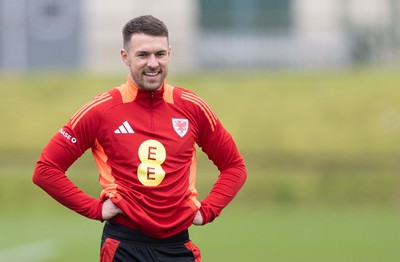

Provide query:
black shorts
left=100, top=222, right=201, bottom=262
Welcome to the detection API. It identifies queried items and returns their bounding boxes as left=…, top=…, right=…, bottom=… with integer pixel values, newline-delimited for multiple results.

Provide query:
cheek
left=131, top=59, right=146, bottom=69
left=159, top=59, right=169, bottom=69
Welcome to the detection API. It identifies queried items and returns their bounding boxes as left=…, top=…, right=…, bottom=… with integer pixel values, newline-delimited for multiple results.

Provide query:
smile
left=144, top=71, right=160, bottom=76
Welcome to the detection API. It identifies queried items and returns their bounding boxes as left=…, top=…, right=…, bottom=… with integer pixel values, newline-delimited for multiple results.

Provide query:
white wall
left=292, top=0, right=349, bottom=67
left=82, top=0, right=198, bottom=73
left=291, top=0, right=397, bottom=67
left=348, top=0, right=390, bottom=28
left=74, top=0, right=400, bottom=71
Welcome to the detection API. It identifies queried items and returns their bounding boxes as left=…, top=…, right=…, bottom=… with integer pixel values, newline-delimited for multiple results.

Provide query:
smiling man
left=33, top=15, right=247, bottom=262
left=121, top=24, right=170, bottom=92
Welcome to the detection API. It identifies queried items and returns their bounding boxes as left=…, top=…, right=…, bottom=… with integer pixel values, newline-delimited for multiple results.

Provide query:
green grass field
left=2, top=206, right=400, bottom=261
left=1, top=68, right=400, bottom=261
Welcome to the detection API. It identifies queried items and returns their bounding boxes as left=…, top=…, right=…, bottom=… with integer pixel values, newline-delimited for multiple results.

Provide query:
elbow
left=240, top=163, right=248, bottom=185
left=32, top=163, right=43, bottom=186
left=32, top=160, right=53, bottom=188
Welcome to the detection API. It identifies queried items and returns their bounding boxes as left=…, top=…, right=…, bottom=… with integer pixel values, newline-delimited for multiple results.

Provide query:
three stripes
left=114, top=121, right=134, bottom=134
left=181, top=91, right=217, bottom=132
left=70, top=93, right=112, bottom=129
left=70, top=90, right=218, bottom=132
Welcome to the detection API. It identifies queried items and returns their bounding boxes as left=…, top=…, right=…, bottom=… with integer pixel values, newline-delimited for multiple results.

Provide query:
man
left=33, top=15, right=247, bottom=262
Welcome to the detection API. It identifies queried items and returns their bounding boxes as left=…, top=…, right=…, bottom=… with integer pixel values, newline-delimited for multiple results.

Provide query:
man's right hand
left=102, top=198, right=124, bottom=220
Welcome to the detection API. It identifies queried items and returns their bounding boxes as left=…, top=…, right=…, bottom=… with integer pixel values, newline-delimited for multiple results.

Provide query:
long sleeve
left=199, top=125, right=247, bottom=224
left=189, top=92, right=247, bottom=224
left=32, top=129, right=104, bottom=220
left=32, top=90, right=116, bottom=220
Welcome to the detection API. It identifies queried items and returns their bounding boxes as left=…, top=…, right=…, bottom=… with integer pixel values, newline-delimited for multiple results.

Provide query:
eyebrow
left=135, top=49, right=168, bottom=55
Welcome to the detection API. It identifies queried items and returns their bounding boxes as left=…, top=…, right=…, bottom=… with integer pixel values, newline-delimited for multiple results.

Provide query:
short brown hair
left=122, top=15, right=169, bottom=48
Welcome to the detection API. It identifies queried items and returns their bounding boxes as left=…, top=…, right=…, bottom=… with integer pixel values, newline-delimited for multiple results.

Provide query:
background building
left=1, top=0, right=399, bottom=72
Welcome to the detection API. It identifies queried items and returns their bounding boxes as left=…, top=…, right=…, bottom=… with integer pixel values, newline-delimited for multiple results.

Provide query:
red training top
left=33, top=77, right=247, bottom=238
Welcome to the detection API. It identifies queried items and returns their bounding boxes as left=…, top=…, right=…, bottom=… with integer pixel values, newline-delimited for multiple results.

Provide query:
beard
left=133, top=68, right=168, bottom=91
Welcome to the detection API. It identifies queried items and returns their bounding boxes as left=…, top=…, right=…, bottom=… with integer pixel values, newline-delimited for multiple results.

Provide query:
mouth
left=143, top=71, right=160, bottom=77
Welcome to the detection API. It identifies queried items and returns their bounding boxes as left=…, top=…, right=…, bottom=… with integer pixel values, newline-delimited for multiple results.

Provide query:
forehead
left=128, top=33, right=169, bottom=52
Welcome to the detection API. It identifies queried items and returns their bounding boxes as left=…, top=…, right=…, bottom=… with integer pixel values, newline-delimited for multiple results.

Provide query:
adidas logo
left=114, top=121, right=134, bottom=134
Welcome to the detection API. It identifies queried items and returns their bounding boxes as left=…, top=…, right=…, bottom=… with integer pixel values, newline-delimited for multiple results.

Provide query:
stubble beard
left=137, top=68, right=168, bottom=92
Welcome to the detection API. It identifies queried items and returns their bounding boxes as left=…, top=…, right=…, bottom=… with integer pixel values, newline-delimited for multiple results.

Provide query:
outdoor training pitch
left=1, top=68, right=400, bottom=261
left=2, top=205, right=400, bottom=261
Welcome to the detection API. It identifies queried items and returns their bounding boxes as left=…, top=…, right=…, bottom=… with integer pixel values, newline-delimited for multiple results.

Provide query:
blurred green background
left=1, top=69, right=400, bottom=261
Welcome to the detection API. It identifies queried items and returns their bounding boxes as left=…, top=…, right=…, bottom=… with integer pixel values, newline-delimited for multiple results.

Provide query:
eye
left=156, top=51, right=167, bottom=58
left=136, top=52, right=148, bottom=58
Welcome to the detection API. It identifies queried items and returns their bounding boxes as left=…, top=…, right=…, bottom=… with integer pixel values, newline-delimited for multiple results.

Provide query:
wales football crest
left=172, top=118, right=189, bottom=137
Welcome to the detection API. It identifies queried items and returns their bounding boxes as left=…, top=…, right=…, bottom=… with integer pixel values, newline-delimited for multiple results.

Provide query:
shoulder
left=70, top=88, right=122, bottom=129
left=171, top=86, right=207, bottom=108
left=170, top=85, right=218, bottom=131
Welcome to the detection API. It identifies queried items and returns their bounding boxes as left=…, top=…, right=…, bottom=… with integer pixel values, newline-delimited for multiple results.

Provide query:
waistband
left=103, top=222, right=189, bottom=244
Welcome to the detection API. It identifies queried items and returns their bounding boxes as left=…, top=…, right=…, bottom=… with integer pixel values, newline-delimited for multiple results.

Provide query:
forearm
left=199, top=163, right=247, bottom=224
left=33, top=160, right=103, bottom=220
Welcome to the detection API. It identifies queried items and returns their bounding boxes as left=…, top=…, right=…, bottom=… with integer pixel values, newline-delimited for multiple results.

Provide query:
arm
left=198, top=129, right=247, bottom=224
left=33, top=91, right=124, bottom=221
left=178, top=89, right=247, bottom=225
left=32, top=127, right=105, bottom=220
left=195, top=109, right=247, bottom=224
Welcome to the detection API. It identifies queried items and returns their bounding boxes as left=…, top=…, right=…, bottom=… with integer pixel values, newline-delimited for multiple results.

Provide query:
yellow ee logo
left=137, top=140, right=166, bottom=186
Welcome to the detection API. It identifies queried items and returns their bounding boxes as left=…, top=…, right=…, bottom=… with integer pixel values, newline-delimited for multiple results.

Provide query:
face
left=121, top=33, right=171, bottom=92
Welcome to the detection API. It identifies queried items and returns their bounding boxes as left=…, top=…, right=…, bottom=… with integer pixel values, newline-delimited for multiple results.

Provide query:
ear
left=168, top=45, right=172, bottom=58
left=120, top=48, right=130, bottom=66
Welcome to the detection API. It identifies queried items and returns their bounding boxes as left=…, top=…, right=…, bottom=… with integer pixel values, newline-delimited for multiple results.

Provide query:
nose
left=147, top=54, right=159, bottom=68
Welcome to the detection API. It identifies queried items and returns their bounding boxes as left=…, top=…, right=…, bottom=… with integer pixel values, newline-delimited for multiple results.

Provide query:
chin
left=143, top=83, right=162, bottom=91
